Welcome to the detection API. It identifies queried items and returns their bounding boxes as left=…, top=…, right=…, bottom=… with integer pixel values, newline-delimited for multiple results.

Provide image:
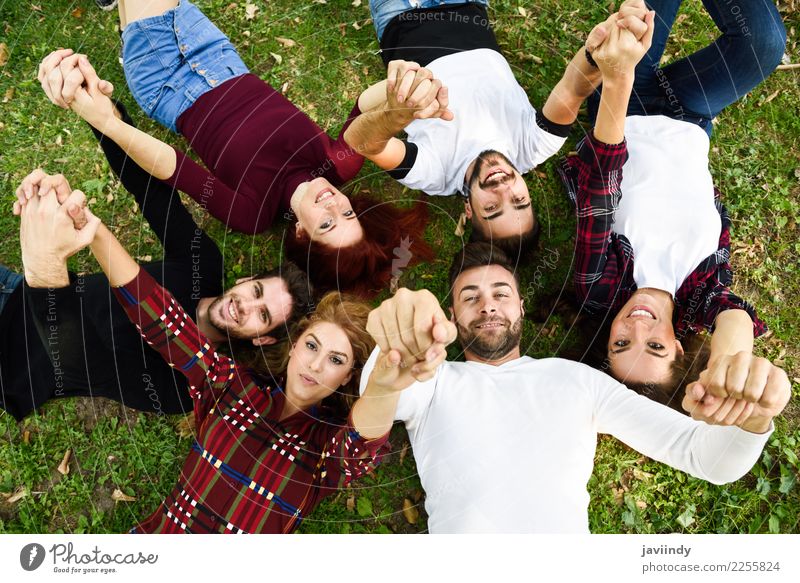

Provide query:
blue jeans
left=370, top=0, right=490, bottom=41
left=588, top=0, right=786, bottom=135
left=122, top=0, right=249, bottom=132
left=0, top=265, right=23, bottom=316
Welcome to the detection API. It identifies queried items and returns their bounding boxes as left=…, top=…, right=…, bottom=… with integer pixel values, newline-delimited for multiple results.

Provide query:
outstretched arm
left=351, top=288, right=455, bottom=438
left=38, top=51, right=177, bottom=180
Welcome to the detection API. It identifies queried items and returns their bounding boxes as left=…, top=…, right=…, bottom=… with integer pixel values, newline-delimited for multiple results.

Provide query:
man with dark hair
left=2, top=106, right=313, bottom=420
left=354, top=241, right=791, bottom=532
left=344, top=1, right=651, bottom=262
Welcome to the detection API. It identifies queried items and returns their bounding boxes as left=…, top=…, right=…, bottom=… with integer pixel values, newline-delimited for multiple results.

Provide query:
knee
left=746, top=13, right=787, bottom=71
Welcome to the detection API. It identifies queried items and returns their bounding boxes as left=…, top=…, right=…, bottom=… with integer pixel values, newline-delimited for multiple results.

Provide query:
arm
left=595, top=376, right=775, bottom=485
left=89, top=102, right=220, bottom=262
left=344, top=60, right=452, bottom=171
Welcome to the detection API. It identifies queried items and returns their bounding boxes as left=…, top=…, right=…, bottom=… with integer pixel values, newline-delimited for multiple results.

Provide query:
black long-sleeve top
left=0, top=106, right=223, bottom=420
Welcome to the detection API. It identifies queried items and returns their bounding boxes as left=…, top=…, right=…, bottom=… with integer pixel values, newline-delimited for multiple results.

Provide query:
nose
left=479, top=298, right=497, bottom=315
left=308, top=351, right=325, bottom=373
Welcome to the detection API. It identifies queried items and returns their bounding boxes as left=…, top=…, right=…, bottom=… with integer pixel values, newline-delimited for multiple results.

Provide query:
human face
left=607, top=290, right=684, bottom=384
left=464, top=151, right=534, bottom=240
left=290, top=177, right=364, bottom=248
left=206, top=276, right=294, bottom=343
left=285, top=322, right=354, bottom=410
left=451, top=264, right=524, bottom=364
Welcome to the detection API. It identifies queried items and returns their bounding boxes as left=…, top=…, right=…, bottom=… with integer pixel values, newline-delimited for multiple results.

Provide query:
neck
left=280, top=380, right=317, bottom=421
left=464, top=346, right=521, bottom=367
left=195, top=297, right=225, bottom=342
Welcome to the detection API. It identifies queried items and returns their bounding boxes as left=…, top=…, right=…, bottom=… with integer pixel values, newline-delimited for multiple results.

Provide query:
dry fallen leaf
left=454, top=212, right=467, bottom=237
left=57, top=449, right=72, bottom=475
left=8, top=486, right=28, bottom=503
left=352, top=0, right=362, bottom=6
left=611, top=486, right=624, bottom=506
left=632, top=468, right=653, bottom=481
left=22, top=430, right=30, bottom=444
left=245, top=3, right=258, bottom=20
left=270, top=52, right=283, bottom=65
left=346, top=494, right=355, bottom=512
left=518, top=6, right=528, bottom=17
left=71, top=7, right=84, bottom=18
left=352, top=21, right=362, bottom=30
left=2, top=87, right=15, bottom=103
left=399, top=443, right=409, bottom=464
left=0, top=43, right=9, bottom=67
left=402, top=498, right=419, bottom=524
left=636, top=499, right=647, bottom=510
left=280, top=81, right=289, bottom=94
left=111, top=488, right=137, bottom=503
left=275, top=37, right=296, bottom=48
left=761, top=89, right=780, bottom=105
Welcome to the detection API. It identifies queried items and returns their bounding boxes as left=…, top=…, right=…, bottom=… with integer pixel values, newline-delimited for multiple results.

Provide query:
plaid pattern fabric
left=114, top=270, right=389, bottom=533
left=559, top=132, right=766, bottom=339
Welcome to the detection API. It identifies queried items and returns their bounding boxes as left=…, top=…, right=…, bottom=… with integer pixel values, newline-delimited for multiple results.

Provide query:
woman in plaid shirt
left=561, top=0, right=785, bottom=411
left=35, top=203, right=392, bottom=533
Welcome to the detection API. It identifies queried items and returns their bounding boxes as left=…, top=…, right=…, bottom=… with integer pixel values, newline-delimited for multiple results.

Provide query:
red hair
left=284, top=194, right=434, bottom=298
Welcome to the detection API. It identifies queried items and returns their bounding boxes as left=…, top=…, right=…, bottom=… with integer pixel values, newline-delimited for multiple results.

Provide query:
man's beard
left=466, top=150, right=519, bottom=192
left=456, top=314, right=524, bottom=361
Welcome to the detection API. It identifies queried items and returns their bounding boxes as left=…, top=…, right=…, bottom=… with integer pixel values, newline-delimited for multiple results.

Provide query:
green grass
left=0, top=0, right=798, bottom=533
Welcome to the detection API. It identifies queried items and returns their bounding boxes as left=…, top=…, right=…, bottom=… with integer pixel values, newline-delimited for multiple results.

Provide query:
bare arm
left=90, top=223, right=141, bottom=288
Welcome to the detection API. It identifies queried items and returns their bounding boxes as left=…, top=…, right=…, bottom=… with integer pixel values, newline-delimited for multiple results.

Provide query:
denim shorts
left=0, top=265, right=23, bottom=316
left=122, top=0, right=250, bottom=132
left=370, top=0, right=490, bottom=41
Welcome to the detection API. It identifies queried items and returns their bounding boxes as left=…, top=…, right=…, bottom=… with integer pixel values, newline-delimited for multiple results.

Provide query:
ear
left=463, top=199, right=473, bottom=220
left=519, top=298, right=525, bottom=318
left=235, top=276, right=254, bottom=285
left=674, top=339, right=684, bottom=357
left=251, top=335, right=278, bottom=347
left=295, top=221, right=305, bottom=239
left=449, top=306, right=455, bottom=322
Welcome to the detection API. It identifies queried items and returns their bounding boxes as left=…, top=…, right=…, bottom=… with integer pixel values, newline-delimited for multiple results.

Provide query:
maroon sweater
left=164, top=74, right=364, bottom=234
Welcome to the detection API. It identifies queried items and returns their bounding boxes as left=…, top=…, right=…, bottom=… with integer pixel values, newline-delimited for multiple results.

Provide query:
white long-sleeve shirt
left=360, top=350, right=770, bottom=533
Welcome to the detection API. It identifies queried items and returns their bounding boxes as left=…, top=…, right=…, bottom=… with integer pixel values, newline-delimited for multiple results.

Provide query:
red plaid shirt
left=114, top=270, right=389, bottom=533
left=559, top=132, right=766, bottom=339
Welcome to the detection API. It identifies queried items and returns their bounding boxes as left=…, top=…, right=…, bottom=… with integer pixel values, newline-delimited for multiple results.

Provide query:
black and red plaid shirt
left=559, top=132, right=766, bottom=339
left=114, top=269, right=389, bottom=533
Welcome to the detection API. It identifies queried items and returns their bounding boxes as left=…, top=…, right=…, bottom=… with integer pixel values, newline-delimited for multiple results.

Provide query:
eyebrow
left=482, top=202, right=531, bottom=221
left=459, top=282, right=513, bottom=295
left=309, top=333, right=349, bottom=362
left=257, top=281, right=272, bottom=326
left=610, top=346, right=668, bottom=358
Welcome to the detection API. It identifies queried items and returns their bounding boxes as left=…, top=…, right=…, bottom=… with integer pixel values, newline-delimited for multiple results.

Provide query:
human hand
left=20, top=189, right=101, bottom=287
left=683, top=353, right=791, bottom=434
left=369, top=341, right=448, bottom=393
left=592, top=9, right=655, bottom=81
left=366, top=288, right=457, bottom=381
left=385, top=60, right=454, bottom=125
left=38, top=49, right=114, bottom=110
left=68, top=56, right=117, bottom=130
left=13, top=169, right=89, bottom=229
left=586, top=2, right=650, bottom=55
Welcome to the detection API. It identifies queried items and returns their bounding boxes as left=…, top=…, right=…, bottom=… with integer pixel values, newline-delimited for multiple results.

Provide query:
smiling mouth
left=627, top=305, right=656, bottom=320
left=315, top=189, right=334, bottom=204
left=483, top=167, right=509, bottom=182
left=300, top=374, right=318, bottom=385
left=227, top=298, right=239, bottom=324
left=475, top=319, right=506, bottom=330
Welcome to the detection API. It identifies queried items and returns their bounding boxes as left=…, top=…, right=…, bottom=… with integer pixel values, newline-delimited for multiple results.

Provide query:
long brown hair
left=284, top=194, right=434, bottom=298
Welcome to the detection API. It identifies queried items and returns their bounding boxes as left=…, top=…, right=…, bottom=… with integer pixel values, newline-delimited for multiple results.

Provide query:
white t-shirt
left=399, top=49, right=568, bottom=196
left=360, top=348, right=770, bottom=533
left=612, top=115, right=722, bottom=295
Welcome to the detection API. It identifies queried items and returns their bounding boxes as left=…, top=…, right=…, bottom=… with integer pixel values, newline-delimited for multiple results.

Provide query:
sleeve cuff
left=536, top=111, right=573, bottom=138
left=112, top=268, right=157, bottom=307
left=386, top=140, right=418, bottom=180
left=577, top=131, right=629, bottom=172
left=346, top=411, right=391, bottom=451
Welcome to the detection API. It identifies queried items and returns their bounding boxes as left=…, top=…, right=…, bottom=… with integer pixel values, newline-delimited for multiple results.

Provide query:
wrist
left=741, top=416, right=772, bottom=435
left=24, top=258, right=69, bottom=288
left=381, top=101, right=412, bottom=132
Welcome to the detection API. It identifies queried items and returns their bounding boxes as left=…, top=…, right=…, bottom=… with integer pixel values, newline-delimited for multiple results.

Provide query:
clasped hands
left=13, top=169, right=100, bottom=288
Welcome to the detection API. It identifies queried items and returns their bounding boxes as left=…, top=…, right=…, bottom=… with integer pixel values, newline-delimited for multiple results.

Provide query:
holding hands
left=17, top=170, right=100, bottom=288
left=683, top=351, right=791, bottom=434
left=385, top=60, right=454, bottom=126
left=366, top=288, right=457, bottom=392
left=592, top=1, right=656, bottom=80
left=38, top=49, right=116, bottom=129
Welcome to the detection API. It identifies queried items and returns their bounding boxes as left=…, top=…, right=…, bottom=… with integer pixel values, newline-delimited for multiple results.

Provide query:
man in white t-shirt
left=351, top=242, right=791, bottom=533
left=344, top=1, right=651, bottom=261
